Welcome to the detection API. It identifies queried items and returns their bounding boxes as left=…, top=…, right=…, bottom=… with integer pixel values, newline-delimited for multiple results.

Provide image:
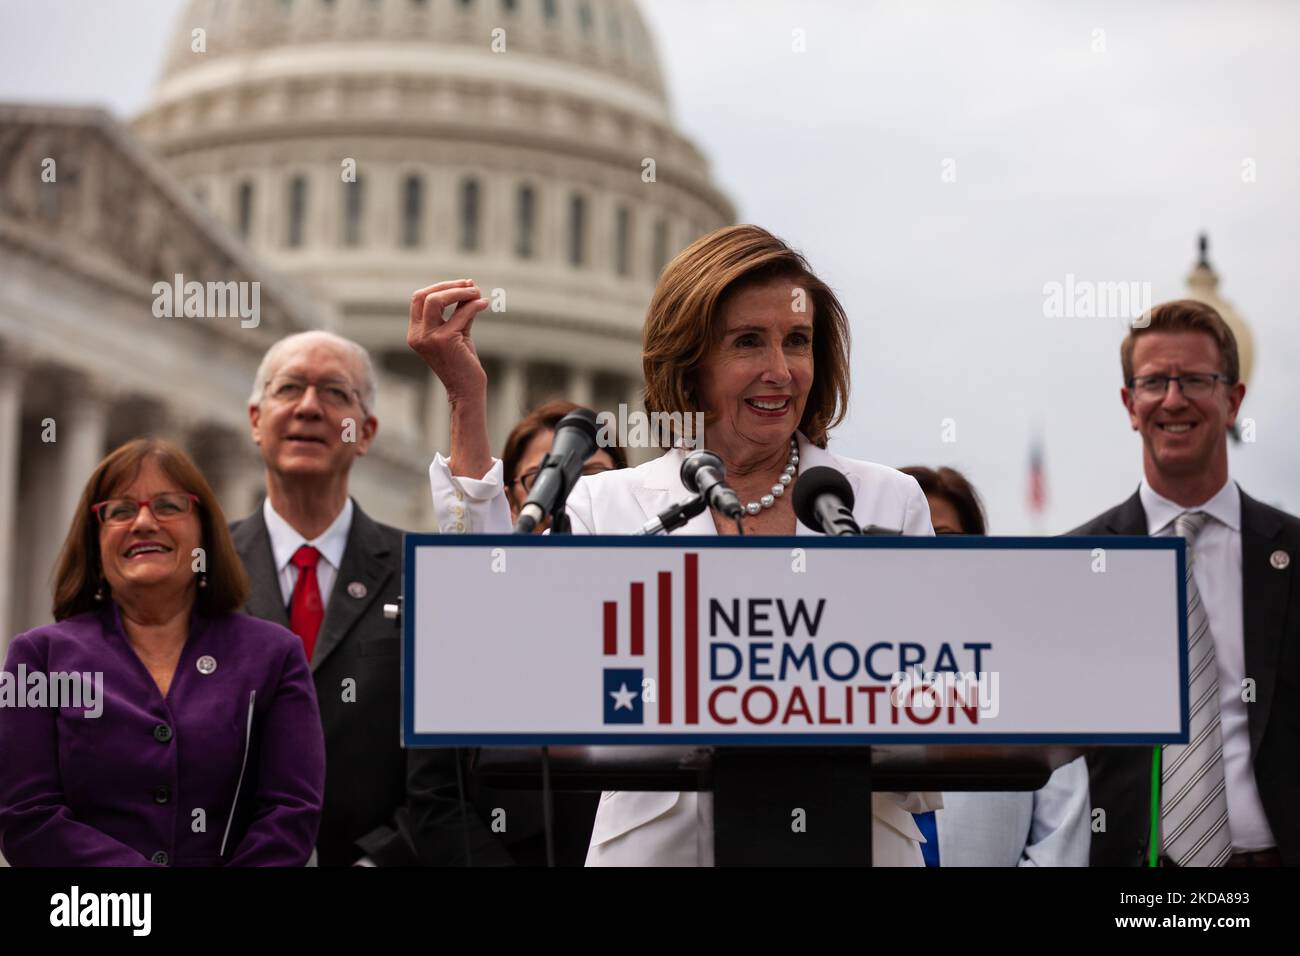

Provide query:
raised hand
left=407, top=279, right=491, bottom=403
left=407, top=279, right=493, bottom=478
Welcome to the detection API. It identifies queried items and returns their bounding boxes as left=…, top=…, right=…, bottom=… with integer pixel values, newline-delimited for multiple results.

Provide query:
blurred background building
left=0, top=0, right=735, bottom=643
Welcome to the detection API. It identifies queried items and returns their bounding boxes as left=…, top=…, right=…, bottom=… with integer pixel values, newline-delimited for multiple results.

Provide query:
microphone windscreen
left=792, top=465, right=855, bottom=532
left=555, top=407, right=598, bottom=445
left=680, top=449, right=725, bottom=494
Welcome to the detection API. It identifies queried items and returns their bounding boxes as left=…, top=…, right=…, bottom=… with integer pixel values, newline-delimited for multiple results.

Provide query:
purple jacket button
left=151, top=851, right=169, bottom=865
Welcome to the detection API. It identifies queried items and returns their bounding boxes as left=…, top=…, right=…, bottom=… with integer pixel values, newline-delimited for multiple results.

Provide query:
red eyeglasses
left=91, top=493, right=200, bottom=526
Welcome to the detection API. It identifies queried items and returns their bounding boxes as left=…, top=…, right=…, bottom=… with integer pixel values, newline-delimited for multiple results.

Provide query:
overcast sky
left=3, top=0, right=1297, bottom=532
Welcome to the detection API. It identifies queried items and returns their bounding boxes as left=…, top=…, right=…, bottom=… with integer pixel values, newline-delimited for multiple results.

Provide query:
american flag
left=1027, top=437, right=1047, bottom=515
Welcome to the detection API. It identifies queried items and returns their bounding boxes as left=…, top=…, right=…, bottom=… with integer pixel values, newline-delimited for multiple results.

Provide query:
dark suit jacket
left=232, top=500, right=505, bottom=866
left=1069, top=486, right=1300, bottom=866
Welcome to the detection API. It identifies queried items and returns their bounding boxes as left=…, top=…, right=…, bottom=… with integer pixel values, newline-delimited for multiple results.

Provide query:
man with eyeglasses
left=1069, top=299, right=1299, bottom=867
left=231, top=330, right=502, bottom=866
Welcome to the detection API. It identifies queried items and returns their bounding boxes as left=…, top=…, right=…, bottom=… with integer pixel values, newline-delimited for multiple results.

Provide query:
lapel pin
left=347, top=581, right=367, bottom=599
left=196, top=655, right=217, bottom=675
left=1270, top=550, right=1290, bottom=570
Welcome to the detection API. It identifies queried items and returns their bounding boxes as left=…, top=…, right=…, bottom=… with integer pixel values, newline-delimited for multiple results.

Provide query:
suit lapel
left=632, top=447, right=716, bottom=535
left=796, top=437, right=862, bottom=535
left=312, top=502, right=393, bottom=672
left=231, top=513, right=290, bottom=628
left=1240, top=491, right=1289, bottom=756
left=1104, top=489, right=1148, bottom=534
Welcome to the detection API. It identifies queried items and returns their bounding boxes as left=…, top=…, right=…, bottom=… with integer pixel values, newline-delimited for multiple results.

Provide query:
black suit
left=1069, top=487, right=1300, bottom=866
left=232, top=501, right=505, bottom=866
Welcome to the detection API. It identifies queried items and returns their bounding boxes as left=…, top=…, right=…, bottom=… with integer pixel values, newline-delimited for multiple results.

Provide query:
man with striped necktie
left=1070, top=300, right=1298, bottom=867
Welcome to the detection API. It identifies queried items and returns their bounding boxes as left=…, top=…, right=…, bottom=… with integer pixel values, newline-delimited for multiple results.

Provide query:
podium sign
left=403, top=535, right=1186, bottom=746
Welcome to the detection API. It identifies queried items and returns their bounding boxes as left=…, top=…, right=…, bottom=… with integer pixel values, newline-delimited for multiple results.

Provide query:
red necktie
left=289, top=545, right=324, bottom=662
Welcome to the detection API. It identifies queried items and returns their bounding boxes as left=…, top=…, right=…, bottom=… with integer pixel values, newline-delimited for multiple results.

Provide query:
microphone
left=680, top=450, right=744, bottom=521
left=637, top=495, right=708, bottom=536
left=792, top=466, right=863, bottom=536
left=513, top=408, right=599, bottom=534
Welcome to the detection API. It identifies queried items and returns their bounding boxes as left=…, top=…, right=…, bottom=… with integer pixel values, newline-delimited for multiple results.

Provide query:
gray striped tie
left=1160, top=510, right=1232, bottom=866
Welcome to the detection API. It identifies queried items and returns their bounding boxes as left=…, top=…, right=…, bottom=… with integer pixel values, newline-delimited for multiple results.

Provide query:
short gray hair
left=249, top=330, right=377, bottom=415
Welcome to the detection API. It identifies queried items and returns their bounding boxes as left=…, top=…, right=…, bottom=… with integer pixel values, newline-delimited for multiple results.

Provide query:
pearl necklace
left=742, top=438, right=799, bottom=516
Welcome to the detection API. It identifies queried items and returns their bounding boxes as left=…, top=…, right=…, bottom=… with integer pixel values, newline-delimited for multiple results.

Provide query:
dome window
left=342, top=175, right=365, bottom=247
left=515, top=185, right=536, bottom=259
left=402, top=175, right=424, bottom=248
left=287, top=175, right=309, bottom=248
left=614, top=205, right=631, bottom=276
left=236, top=181, right=255, bottom=240
left=652, top=218, right=669, bottom=277
left=542, top=0, right=558, bottom=23
left=459, top=178, right=481, bottom=252
left=568, top=193, right=587, bottom=267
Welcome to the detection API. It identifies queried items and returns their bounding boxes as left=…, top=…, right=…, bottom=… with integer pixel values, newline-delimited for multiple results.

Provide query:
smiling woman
left=407, top=224, right=940, bottom=866
left=0, top=438, right=325, bottom=867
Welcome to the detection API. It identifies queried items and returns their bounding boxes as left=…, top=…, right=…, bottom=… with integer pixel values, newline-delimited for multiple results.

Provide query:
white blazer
left=428, top=431, right=941, bottom=866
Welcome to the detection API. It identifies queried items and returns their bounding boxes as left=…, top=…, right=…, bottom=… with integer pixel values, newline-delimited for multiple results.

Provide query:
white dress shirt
left=262, top=496, right=354, bottom=609
left=1139, top=477, right=1276, bottom=851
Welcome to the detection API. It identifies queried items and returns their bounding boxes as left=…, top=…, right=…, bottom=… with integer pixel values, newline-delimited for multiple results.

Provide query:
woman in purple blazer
left=0, top=438, right=325, bottom=866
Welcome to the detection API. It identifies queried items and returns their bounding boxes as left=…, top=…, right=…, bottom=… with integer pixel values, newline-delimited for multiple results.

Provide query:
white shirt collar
left=1138, top=476, right=1241, bottom=535
left=262, top=495, right=354, bottom=573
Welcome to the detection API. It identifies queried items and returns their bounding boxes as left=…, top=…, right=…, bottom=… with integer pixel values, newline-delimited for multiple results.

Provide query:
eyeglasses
left=513, top=463, right=614, bottom=493
left=92, top=493, right=200, bottom=526
left=265, top=375, right=364, bottom=410
left=1127, top=373, right=1230, bottom=402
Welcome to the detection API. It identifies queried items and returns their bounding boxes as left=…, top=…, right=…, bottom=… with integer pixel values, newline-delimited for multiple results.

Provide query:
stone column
left=193, top=426, right=265, bottom=522
left=369, top=160, right=396, bottom=251
left=491, top=358, right=526, bottom=456
left=0, top=360, right=23, bottom=651
left=24, top=381, right=109, bottom=631
left=425, top=371, right=451, bottom=458
left=568, top=366, right=595, bottom=410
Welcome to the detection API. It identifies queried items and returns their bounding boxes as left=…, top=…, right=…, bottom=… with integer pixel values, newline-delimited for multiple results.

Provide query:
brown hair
left=1121, top=299, right=1239, bottom=384
left=52, top=437, right=250, bottom=621
left=898, top=466, right=987, bottom=535
left=501, top=399, right=629, bottom=489
left=642, top=224, right=851, bottom=449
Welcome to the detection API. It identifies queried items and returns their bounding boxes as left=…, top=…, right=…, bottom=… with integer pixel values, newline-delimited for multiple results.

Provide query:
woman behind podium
left=408, top=224, right=939, bottom=866
left=899, top=466, right=1090, bottom=867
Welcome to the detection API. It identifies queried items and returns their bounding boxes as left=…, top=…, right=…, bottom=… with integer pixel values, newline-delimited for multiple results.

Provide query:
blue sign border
left=402, top=534, right=1187, bottom=747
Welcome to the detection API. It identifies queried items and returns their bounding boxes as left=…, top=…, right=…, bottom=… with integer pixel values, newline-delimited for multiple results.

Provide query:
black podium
left=473, top=744, right=1089, bottom=865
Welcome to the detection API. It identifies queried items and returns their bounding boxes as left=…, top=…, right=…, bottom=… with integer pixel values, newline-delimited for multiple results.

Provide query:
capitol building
left=0, top=0, right=736, bottom=644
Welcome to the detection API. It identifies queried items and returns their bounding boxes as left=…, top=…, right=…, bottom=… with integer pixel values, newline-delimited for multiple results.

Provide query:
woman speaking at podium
left=408, top=225, right=937, bottom=866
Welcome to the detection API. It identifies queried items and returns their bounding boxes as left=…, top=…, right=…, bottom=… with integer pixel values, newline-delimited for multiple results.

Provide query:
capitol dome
left=1184, top=233, right=1254, bottom=388
left=134, top=0, right=735, bottom=458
